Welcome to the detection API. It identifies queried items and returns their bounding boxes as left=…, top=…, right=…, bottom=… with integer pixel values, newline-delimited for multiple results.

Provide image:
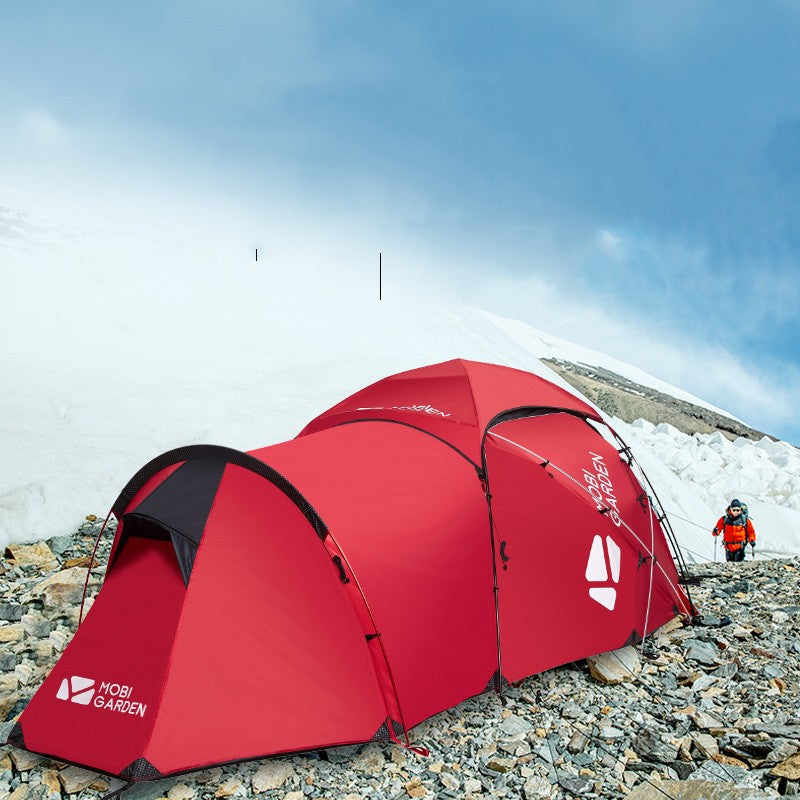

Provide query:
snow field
left=615, top=418, right=800, bottom=560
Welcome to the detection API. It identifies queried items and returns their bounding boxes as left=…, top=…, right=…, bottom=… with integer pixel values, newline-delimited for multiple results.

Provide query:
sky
left=2, top=1, right=800, bottom=443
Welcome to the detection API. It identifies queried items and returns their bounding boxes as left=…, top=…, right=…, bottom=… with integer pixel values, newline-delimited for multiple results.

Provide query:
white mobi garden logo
left=582, top=452, right=622, bottom=527
left=56, top=676, right=147, bottom=718
left=586, top=535, right=621, bottom=610
left=56, top=675, right=95, bottom=705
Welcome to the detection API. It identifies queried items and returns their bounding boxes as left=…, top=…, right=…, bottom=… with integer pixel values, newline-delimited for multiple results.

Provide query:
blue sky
left=2, top=2, right=800, bottom=442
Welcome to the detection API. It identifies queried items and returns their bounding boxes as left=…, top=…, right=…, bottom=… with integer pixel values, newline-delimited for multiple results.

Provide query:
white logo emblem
left=586, top=535, right=621, bottom=610
left=56, top=676, right=96, bottom=705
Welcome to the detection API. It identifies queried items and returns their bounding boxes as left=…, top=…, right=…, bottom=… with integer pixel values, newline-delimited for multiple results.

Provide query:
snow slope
left=1, top=190, right=798, bottom=559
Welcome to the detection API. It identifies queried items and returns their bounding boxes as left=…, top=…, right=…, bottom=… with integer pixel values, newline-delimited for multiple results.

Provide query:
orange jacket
left=713, top=516, right=756, bottom=550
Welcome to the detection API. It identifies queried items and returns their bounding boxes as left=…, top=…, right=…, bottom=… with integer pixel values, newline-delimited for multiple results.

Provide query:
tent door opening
left=113, top=513, right=199, bottom=587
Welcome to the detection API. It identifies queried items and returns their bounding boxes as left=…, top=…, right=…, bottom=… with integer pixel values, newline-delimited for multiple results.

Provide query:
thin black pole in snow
left=255, top=248, right=258, bottom=262
left=379, top=252, right=382, bottom=300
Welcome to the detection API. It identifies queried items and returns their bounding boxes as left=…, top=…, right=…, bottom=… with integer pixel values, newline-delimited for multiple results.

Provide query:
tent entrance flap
left=117, top=514, right=197, bottom=586
left=111, top=457, right=228, bottom=585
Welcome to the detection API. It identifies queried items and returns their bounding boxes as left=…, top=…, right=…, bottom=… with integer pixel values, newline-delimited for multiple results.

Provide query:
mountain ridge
left=544, top=359, right=774, bottom=444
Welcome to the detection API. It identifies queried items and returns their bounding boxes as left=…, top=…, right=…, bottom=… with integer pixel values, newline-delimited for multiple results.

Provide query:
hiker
left=712, top=499, right=756, bottom=562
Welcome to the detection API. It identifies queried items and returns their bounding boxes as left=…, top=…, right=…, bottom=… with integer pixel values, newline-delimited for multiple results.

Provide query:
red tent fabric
left=8, top=359, right=693, bottom=783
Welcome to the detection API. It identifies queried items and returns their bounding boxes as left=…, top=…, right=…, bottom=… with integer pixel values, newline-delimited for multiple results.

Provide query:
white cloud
left=20, top=109, right=66, bottom=147
left=596, top=228, right=626, bottom=260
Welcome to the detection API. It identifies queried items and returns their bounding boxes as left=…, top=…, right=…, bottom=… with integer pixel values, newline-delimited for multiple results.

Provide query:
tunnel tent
left=7, top=359, right=694, bottom=785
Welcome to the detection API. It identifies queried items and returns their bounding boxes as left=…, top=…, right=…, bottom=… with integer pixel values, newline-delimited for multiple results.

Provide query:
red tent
left=8, top=359, right=693, bottom=783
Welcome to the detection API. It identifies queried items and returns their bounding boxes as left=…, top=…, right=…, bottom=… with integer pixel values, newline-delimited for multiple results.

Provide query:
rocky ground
left=1, top=520, right=799, bottom=800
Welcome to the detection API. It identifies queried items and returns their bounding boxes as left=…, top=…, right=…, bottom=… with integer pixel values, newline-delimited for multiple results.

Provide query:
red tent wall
left=143, top=464, right=388, bottom=774
left=484, top=413, right=689, bottom=682
left=250, top=422, right=498, bottom=730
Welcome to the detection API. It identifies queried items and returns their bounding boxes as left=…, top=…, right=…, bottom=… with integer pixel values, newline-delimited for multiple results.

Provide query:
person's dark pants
left=725, top=546, right=745, bottom=562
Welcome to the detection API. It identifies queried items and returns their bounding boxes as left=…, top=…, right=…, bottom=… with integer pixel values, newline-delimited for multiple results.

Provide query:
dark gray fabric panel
left=114, top=459, right=227, bottom=585
left=130, top=459, right=227, bottom=546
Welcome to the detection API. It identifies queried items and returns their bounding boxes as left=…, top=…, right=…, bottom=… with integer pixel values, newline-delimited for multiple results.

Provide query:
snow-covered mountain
left=1, top=191, right=798, bottom=560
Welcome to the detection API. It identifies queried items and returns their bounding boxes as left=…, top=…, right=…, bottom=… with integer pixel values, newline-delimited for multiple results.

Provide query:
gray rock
left=499, top=714, right=532, bottom=737
left=768, top=740, right=799, bottom=763
left=690, top=673, right=717, bottom=692
left=558, top=775, right=591, bottom=795
left=463, top=777, right=482, bottom=793
left=672, top=761, right=696, bottom=779
left=561, top=701, right=584, bottom=719
left=688, top=760, right=762, bottom=788
left=46, top=535, right=73, bottom=555
left=522, top=775, right=552, bottom=798
left=763, top=663, right=784, bottom=679
left=0, top=604, right=24, bottom=621
left=0, top=652, right=18, bottom=671
left=567, top=730, right=589, bottom=753
left=691, top=710, right=725, bottom=730
left=685, top=640, right=720, bottom=666
left=632, top=729, right=680, bottom=763
left=748, top=722, right=800, bottom=738
left=715, top=661, right=738, bottom=678
left=26, top=620, right=55, bottom=638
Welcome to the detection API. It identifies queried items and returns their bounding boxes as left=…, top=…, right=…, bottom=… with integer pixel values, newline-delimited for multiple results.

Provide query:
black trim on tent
left=484, top=668, right=507, bottom=693
left=120, top=757, right=163, bottom=782
left=370, top=718, right=405, bottom=742
left=483, top=405, right=586, bottom=434
left=7, top=721, right=24, bottom=749
left=623, top=629, right=641, bottom=647
left=112, top=444, right=328, bottom=540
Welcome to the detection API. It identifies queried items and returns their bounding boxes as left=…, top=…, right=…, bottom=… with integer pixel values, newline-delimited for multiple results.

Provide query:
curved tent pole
left=78, top=509, right=113, bottom=626
left=111, top=444, right=328, bottom=539
left=478, top=406, right=603, bottom=690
